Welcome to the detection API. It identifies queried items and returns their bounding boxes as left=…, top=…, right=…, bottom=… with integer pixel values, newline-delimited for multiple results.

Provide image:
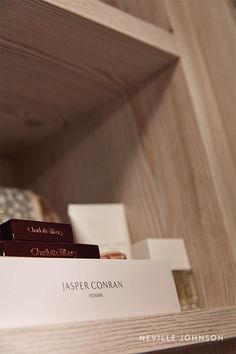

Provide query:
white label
left=0, top=258, right=180, bottom=328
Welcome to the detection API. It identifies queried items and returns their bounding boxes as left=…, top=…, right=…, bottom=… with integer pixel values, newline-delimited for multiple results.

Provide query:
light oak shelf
left=1, top=1, right=235, bottom=354
left=0, top=0, right=178, bottom=155
left=0, top=307, right=236, bottom=354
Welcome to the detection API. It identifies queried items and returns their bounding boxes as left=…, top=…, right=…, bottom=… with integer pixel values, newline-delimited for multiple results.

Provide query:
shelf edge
left=0, top=306, right=235, bottom=354
left=43, top=0, right=179, bottom=56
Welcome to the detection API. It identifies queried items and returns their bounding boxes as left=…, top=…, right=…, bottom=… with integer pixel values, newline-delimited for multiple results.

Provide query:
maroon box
left=0, top=219, right=74, bottom=243
left=0, top=240, right=100, bottom=258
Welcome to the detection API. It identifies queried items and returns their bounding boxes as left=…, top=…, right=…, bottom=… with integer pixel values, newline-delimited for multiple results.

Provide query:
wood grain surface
left=100, top=0, right=172, bottom=31
left=13, top=62, right=236, bottom=310
left=167, top=0, right=236, bottom=267
left=170, top=340, right=236, bottom=354
left=0, top=158, right=14, bottom=187
left=0, top=1, right=235, bottom=353
left=0, top=307, right=235, bottom=354
left=0, top=0, right=177, bottom=155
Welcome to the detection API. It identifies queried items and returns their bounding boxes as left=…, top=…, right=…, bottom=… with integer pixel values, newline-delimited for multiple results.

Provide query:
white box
left=0, top=258, right=180, bottom=328
left=132, top=239, right=191, bottom=270
left=68, top=204, right=132, bottom=258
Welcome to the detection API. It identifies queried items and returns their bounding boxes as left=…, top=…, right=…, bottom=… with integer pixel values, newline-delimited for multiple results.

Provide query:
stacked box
left=0, top=219, right=100, bottom=259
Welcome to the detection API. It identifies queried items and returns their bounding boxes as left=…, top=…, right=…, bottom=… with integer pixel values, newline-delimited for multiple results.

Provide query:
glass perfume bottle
left=172, top=270, right=199, bottom=310
left=132, top=238, right=199, bottom=311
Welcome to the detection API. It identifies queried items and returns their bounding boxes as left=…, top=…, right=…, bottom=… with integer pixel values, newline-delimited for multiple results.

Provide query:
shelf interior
left=0, top=0, right=178, bottom=155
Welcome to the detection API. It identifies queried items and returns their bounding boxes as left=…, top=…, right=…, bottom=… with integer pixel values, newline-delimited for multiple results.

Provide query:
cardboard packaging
left=0, top=258, right=180, bottom=328
left=68, top=204, right=131, bottom=258
left=0, top=219, right=74, bottom=243
left=0, top=240, right=100, bottom=258
left=132, top=239, right=199, bottom=310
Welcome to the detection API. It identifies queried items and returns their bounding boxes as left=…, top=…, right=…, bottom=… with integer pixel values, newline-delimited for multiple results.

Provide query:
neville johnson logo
left=61, top=281, right=124, bottom=298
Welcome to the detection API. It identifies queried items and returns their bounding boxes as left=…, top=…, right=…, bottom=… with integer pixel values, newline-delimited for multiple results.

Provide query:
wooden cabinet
left=0, top=1, right=235, bottom=353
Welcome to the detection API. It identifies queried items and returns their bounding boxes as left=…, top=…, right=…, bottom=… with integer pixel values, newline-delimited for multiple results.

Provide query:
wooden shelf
left=1, top=307, right=235, bottom=354
left=0, top=0, right=178, bottom=155
left=0, top=2, right=235, bottom=354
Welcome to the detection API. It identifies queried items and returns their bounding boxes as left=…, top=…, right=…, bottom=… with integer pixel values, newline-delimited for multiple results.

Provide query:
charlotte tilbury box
left=132, top=239, right=199, bottom=311
left=68, top=204, right=131, bottom=259
left=0, top=219, right=74, bottom=243
left=0, top=240, right=100, bottom=258
left=0, top=258, right=180, bottom=328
